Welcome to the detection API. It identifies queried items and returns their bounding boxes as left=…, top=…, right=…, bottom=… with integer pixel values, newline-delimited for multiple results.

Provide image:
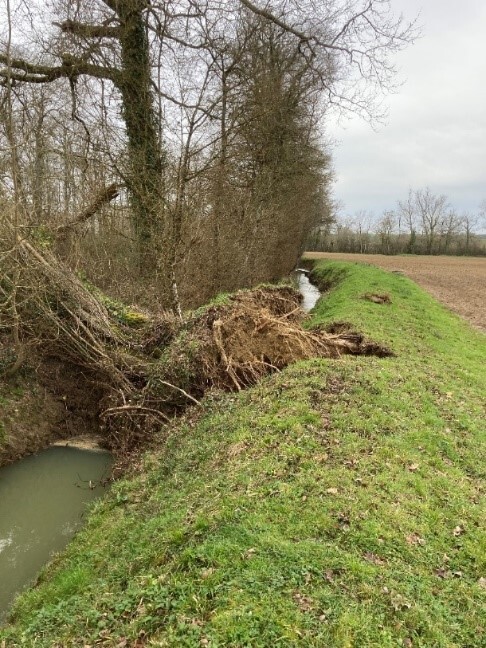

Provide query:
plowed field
left=303, top=252, right=486, bottom=332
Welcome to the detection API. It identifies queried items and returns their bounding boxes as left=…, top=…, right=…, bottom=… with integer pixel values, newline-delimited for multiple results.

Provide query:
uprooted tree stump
left=1, top=229, right=393, bottom=457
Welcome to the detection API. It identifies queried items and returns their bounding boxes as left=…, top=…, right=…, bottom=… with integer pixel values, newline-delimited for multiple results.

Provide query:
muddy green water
left=0, top=446, right=113, bottom=621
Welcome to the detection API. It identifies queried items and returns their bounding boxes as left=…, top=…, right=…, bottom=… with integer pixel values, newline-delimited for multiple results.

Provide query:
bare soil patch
left=0, top=371, right=66, bottom=467
left=304, top=253, right=486, bottom=332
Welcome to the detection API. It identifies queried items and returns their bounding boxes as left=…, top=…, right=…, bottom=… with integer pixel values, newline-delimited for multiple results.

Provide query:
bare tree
left=438, top=209, right=460, bottom=254
left=398, top=189, right=417, bottom=253
left=318, top=189, right=486, bottom=257
left=414, top=188, right=449, bottom=254
left=353, top=210, right=373, bottom=253
left=461, top=212, right=483, bottom=255
left=0, top=0, right=164, bottom=271
left=376, top=210, right=396, bottom=254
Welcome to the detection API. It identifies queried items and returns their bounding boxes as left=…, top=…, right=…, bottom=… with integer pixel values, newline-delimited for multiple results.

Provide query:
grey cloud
left=329, top=0, right=486, bottom=216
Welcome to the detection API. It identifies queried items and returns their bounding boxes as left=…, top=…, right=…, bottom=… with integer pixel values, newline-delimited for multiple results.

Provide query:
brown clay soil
left=303, top=252, right=486, bottom=333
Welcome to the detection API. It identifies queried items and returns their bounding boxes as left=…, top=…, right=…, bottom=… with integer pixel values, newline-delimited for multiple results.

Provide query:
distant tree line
left=309, top=189, right=486, bottom=257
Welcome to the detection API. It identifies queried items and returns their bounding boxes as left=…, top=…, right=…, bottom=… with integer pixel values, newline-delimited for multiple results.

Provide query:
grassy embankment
left=1, top=261, right=485, bottom=647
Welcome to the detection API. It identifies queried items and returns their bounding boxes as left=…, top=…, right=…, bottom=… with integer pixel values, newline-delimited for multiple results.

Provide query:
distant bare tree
left=376, top=210, right=396, bottom=254
left=398, top=189, right=417, bottom=253
left=461, top=212, right=483, bottom=255
left=414, top=188, right=449, bottom=254
left=438, top=209, right=461, bottom=254
left=353, top=210, right=373, bottom=253
left=316, top=189, right=486, bottom=257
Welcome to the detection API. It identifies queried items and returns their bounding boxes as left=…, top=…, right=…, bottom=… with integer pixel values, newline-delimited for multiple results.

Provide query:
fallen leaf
left=403, top=639, right=413, bottom=648
left=243, top=548, right=257, bottom=559
left=337, top=512, right=350, bottom=530
left=391, top=593, right=412, bottom=611
left=408, top=463, right=419, bottom=472
left=326, top=487, right=338, bottom=495
left=478, top=577, right=486, bottom=589
left=453, top=525, right=464, bottom=537
left=364, top=551, right=387, bottom=565
left=435, top=567, right=449, bottom=579
left=406, top=532, right=425, bottom=546
left=293, top=591, right=314, bottom=612
left=324, top=569, right=334, bottom=582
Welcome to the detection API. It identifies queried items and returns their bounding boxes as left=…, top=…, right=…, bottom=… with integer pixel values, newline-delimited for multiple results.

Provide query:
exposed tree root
left=146, top=288, right=393, bottom=402
left=1, top=230, right=393, bottom=458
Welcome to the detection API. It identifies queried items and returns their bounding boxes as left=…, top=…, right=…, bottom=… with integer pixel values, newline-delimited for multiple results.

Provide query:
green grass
left=1, top=261, right=485, bottom=647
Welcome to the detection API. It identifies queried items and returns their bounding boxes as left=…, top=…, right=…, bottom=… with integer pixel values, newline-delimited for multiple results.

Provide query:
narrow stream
left=0, top=446, right=112, bottom=621
left=295, top=270, right=321, bottom=312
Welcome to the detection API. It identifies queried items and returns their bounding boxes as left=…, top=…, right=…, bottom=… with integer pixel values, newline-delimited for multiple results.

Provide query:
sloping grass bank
left=1, top=261, right=485, bottom=647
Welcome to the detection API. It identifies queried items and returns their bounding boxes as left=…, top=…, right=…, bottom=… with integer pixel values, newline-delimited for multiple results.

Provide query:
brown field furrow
left=303, top=252, right=486, bottom=333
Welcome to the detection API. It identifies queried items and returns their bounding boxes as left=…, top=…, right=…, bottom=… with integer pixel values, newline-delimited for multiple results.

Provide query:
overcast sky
left=328, top=0, right=486, bottom=218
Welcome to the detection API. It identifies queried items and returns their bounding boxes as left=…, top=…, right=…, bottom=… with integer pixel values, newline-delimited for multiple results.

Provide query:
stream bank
left=2, top=261, right=484, bottom=646
left=0, top=265, right=395, bottom=624
left=0, top=276, right=323, bottom=620
left=1, top=274, right=385, bottom=470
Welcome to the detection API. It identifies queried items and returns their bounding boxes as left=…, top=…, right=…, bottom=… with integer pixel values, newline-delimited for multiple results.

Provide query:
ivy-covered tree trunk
left=116, top=2, right=165, bottom=275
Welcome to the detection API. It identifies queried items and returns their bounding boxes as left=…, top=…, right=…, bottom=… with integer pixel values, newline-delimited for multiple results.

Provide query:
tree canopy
left=0, top=0, right=417, bottom=309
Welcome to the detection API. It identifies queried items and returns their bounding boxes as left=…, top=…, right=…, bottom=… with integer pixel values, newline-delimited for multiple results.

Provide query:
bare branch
left=239, top=0, right=312, bottom=43
left=54, top=19, right=122, bottom=39
left=0, top=54, right=119, bottom=85
left=55, top=183, right=122, bottom=234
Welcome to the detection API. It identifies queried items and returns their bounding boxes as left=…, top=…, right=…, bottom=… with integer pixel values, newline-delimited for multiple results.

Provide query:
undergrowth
left=1, top=261, right=485, bottom=647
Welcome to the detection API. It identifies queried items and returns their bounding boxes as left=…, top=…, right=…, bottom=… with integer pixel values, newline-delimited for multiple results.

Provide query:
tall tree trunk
left=116, top=3, right=165, bottom=275
left=33, top=109, right=46, bottom=224
left=212, top=64, right=229, bottom=293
